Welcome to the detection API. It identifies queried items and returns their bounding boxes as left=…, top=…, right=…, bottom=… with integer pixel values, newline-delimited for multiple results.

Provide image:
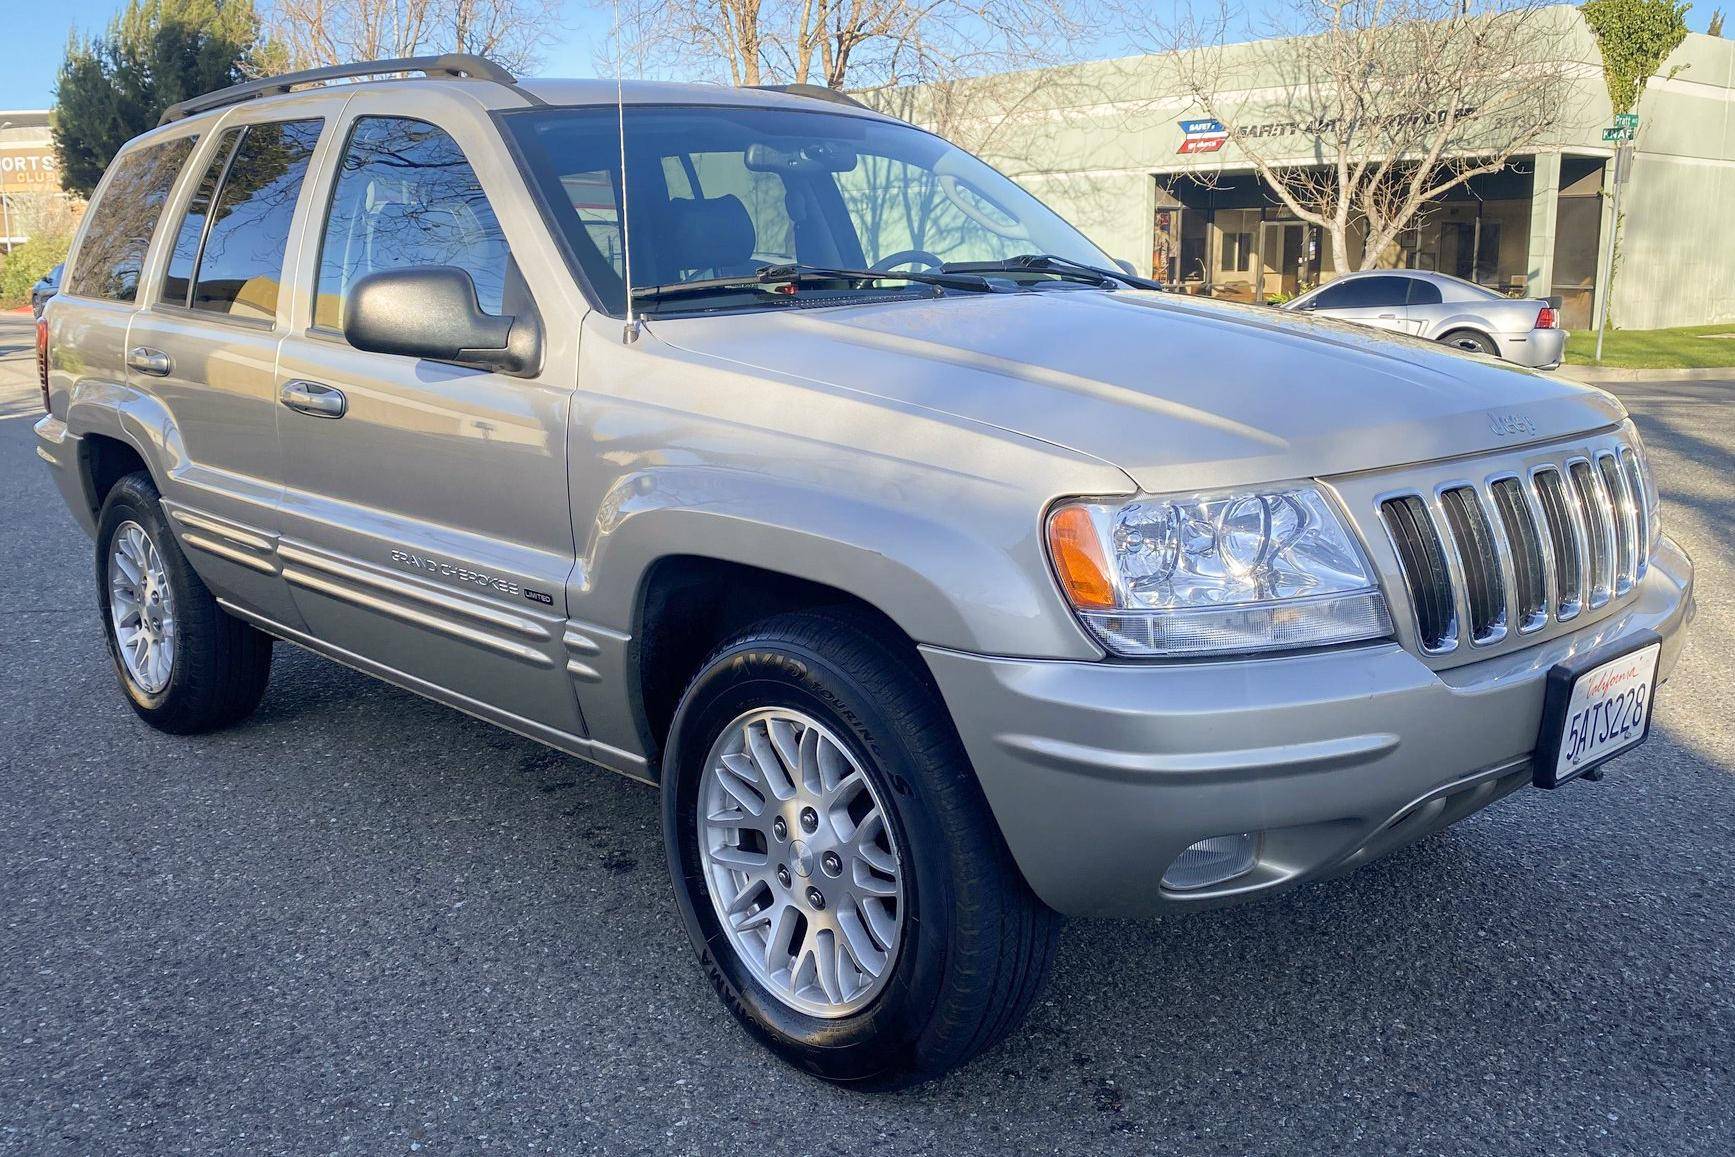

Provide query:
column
left=1526, top=152, right=1561, bottom=298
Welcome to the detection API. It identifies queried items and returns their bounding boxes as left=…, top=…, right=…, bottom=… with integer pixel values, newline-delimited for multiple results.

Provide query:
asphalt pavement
left=1, top=312, right=1731, bottom=1155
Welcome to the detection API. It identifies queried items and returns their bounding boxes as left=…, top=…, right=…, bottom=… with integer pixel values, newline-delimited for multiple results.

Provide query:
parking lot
left=0, top=311, right=1730, bottom=1155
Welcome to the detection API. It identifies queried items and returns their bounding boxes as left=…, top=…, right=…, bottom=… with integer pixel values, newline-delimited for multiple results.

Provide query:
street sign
left=1614, top=112, right=1639, bottom=129
left=1603, top=127, right=1633, bottom=141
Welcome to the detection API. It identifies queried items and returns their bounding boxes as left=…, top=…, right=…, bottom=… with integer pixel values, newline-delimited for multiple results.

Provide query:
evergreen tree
left=52, top=0, right=267, bottom=197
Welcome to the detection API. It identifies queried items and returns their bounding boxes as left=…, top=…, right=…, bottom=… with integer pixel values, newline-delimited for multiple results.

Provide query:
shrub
left=0, top=233, right=73, bottom=309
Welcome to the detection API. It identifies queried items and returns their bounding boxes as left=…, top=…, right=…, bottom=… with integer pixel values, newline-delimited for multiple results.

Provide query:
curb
left=1561, top=366, right=1735, bottom=383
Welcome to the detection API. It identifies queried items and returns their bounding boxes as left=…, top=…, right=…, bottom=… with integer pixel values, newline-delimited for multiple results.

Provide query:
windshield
left=503, top=104, right=1114, bottom=315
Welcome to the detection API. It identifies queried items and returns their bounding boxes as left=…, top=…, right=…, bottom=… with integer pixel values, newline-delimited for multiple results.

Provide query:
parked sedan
left=1286, top=269, right=1565, bottom=369
left=30, top=263, right=63, bottom=318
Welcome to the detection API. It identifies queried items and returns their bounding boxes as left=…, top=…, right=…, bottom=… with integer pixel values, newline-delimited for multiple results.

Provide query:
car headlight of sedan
left=1046, top=485, right=1393, bottom=658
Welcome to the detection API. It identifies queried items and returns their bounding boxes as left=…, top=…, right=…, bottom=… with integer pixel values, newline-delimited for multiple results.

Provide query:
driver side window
left=314, top=117, right=509, bottom=332
left=831, top=157, right=1026, bottom=267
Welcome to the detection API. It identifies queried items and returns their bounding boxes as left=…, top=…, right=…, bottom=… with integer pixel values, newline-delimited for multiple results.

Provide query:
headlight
left=1047, top=485, right=1393, bottom=657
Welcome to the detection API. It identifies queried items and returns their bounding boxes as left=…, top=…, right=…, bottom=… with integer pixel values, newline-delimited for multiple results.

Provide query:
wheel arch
left=1436, top=325, right=1501, bottom=355
left=65, top=383, right=180, bottom=521
left=629, top=554, right=936, bottom=764
left=78, top=433, right=155, bottom=522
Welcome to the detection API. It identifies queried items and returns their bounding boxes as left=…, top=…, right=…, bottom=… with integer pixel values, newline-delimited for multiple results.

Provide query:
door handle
left=279, top=379, right=347, bottom=419
left=1377, top=313, right=1399, bottom=319
left=127, top=346, right=172, bottom=377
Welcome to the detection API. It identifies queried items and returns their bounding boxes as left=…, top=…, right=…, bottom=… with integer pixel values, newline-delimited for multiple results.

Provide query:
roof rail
left=751, top=83, right=871, bottom=111
left=157, top=53, right=516, bottom=126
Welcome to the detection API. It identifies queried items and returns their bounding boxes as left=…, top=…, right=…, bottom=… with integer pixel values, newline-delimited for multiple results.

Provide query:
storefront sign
left=0, top=145, right=60, bottom=195
left=1177, top=106, right=1477, bottom=153
left=1177, top=118, right=1227, bottom=154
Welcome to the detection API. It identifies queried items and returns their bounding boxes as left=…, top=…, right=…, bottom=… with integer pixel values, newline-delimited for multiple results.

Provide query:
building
left=907, top=8, right=1735, bottom=331
left=0, top=109, right=59, bottom=250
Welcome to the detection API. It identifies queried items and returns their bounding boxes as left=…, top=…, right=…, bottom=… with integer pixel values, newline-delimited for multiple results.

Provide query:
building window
left=1220, top=230, right=1252, bottom=273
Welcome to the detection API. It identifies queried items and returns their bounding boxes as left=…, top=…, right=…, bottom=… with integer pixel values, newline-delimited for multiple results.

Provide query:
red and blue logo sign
left=1177, top=118, right=1228, bottom=154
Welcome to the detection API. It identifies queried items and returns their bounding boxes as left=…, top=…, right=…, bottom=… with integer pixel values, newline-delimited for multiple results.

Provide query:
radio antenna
left=613, top=0, right=640, bottom=343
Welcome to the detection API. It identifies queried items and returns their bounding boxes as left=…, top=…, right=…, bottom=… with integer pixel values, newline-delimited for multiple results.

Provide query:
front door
left=273, top=111, right=585, bottom=746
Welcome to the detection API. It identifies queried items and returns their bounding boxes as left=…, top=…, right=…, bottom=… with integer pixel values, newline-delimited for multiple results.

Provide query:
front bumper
left=922, top=538, right=1693, bottom=918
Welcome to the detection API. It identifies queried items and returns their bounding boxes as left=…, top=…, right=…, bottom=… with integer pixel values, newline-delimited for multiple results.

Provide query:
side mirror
left=345, top=267, right=542, bottom=377
left=1113, top=258, right=1139, bottom=277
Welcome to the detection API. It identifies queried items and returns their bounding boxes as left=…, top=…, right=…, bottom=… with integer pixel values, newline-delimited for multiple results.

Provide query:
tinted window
left=66, top=136, right=197, bottom=302
left=1406, top=278, right=1443, bottom=306
left=191, top=119, right=323, bottom=320
left=1311, top=276, right=1410, bottom=310
left=162, top=129, right=242, bottom=306
left=315, top=117, right=509, bottom=331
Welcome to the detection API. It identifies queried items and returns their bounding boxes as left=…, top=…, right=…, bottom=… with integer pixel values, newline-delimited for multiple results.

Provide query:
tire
left=662, top=610, right=1061, bottom=1088
left=1440, top=328, right=1498, bottom=356
left=95, top=472, right=273, bottom=733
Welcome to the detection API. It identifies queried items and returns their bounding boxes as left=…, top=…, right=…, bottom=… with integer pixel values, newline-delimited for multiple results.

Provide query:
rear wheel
left=662, top=611, right=1060, bottom=1088
left=1441, top=328, right=1497, bottom=356
left=96, top=472, right=273, bottom=733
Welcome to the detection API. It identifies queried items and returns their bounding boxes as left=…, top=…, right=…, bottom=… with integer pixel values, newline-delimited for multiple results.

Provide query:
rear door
left=125, top=110, right=335, bottom=628
left=272, top=103, right=587, bottom=747
left=1304, top=275, right=1412, bottom=333
left=50, top=132, right=200, bottom=480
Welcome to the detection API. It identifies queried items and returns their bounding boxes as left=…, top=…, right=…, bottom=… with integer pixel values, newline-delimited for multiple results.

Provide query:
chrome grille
left=1489, top=477, right=1547, bottom=633
left=1569, top=458, right=1615, bottom=608
left=1380, top=495, right=1456, bottom=652
left=1439, top=486, right=1506, bottom=643
left=1376, top=439, right=1650, bottom=656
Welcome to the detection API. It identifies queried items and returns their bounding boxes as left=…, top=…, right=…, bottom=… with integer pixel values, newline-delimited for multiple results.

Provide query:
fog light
left=1162, top=834, right=1258, bottom=891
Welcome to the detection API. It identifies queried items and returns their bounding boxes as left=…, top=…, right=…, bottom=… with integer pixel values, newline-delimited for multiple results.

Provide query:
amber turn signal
left=1046, top=504, right=1116, bottom=609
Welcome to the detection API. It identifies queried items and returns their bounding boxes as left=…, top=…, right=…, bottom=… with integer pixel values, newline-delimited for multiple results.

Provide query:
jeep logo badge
left=1487, top=410, right=1539, bottom=438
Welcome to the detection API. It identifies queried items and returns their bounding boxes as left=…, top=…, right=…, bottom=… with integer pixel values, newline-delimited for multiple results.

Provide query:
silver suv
left=33, top=55, right=1695, bottom=1087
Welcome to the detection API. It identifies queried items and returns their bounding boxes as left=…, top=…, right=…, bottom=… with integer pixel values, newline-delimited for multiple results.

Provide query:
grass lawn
left=1565, top=322, right=1735, bottom=369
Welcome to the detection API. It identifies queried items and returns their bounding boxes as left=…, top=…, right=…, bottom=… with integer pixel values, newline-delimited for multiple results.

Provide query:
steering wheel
left=869, top=249, right=945, bottom=273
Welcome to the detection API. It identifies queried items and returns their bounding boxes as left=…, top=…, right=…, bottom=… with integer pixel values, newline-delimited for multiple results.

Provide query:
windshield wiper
left=632, top=262, right=1000, bottom=304
left=941, top=254, right=1165, bottom=291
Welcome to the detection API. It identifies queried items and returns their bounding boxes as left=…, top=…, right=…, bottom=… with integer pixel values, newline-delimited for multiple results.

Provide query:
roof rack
left=157, top=53, right=517, bottom=126
left=751, top=83, right=871, bottom=111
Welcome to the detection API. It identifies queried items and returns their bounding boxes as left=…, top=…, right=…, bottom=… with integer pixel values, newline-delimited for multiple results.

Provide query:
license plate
left=1534, top=631, right=1662, bottom=788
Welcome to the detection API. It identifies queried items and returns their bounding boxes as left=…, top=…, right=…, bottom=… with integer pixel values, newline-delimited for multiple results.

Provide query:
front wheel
left=662, top=611, right=1060, bottom=1088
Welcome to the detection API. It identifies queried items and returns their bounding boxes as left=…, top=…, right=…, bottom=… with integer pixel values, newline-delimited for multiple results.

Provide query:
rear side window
left=1406, top=279, right=1443, bottom=306
left=315, top=117, right=509, bottom=331
left=185, top=119, right=323, bottom=320
left=65, top=136, right=197, bottom=303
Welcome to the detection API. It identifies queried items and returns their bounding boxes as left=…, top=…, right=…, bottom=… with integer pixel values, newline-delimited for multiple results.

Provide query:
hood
left=649, top=289, right=1623, bottom=494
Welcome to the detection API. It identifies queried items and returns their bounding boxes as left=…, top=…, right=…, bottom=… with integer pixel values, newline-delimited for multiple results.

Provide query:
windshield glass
left=503, top=104, right=1114, bottom=315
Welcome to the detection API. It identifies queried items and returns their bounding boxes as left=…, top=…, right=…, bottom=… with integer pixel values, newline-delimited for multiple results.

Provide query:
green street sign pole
left=1595, top=144, right=1633, bottom=365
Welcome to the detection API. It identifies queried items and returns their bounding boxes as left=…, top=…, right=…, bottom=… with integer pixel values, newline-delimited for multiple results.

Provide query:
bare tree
left=1126, top=0, right=1584, bottom=274
left=263, top=0, right=562, bottom=74
left=604, top=0, right=1099, bottom=98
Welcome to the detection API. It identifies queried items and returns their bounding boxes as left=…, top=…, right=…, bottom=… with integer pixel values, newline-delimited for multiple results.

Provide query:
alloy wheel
left=697, top=707, right=905, bottom=1018
left=108, top=520, right=177, bottom=694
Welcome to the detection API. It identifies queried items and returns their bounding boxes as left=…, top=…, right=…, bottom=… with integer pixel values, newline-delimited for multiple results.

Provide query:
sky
left=0, top=1, right=1724, bottom=113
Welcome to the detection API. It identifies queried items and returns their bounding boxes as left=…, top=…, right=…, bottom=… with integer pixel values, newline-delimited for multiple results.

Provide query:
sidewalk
left=1559, top=365, right=1735, bottom=383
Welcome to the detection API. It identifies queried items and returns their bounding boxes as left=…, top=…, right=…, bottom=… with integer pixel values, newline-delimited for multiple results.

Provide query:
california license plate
left=1534, top=631, right=1662, bottom=788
